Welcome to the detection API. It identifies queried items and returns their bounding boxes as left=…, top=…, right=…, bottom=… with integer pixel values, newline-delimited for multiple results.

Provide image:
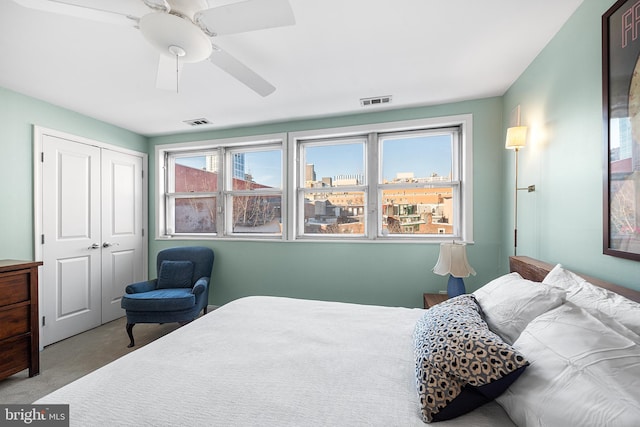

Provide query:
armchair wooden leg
left=203, top=306, right=208, bottom=315
left=126, top=323, right=135, bottom=348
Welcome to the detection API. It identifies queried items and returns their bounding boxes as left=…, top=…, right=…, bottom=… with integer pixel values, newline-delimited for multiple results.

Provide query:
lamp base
left=447, top=276, right=466, bottom=298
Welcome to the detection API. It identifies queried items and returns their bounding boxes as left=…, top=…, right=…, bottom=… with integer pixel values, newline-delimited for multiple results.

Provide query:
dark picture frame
left=602, top=0, right=640, bottom=261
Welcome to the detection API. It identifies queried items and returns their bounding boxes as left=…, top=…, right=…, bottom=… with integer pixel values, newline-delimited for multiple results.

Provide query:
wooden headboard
left=509, top=256, right=640, bottom=303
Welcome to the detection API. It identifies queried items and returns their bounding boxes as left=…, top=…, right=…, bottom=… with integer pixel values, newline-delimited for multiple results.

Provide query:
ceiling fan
left=12, top=0, right=296, bottom=96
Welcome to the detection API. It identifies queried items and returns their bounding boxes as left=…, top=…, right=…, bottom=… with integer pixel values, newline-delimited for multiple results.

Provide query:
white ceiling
left=0, top=0, right=584, bottom=137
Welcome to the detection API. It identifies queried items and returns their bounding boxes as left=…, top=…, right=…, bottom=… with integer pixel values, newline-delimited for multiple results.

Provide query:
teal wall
left=149, top=98, right=506, bottom=308
left=503, top=0, right=639, bottom=290
left=0, top=87, right=147, bottom=260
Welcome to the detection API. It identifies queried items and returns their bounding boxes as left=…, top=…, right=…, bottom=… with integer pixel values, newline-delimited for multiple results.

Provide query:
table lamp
left=432, top=242, right=476, bottom=297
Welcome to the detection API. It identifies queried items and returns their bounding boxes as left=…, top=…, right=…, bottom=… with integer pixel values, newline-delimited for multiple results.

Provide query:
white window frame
left=156, top=133, right=287, bottom=240
left=165, top=149, right=222, bottom=236
left=155, top=114, right=473, bottom=243
left=376, top=127, right=461, bottom=239
left=287, top=114, right=473, bottom=243
left=224, top=144, right=284, bottom=238
left=296, top=136, right=368, bottom=238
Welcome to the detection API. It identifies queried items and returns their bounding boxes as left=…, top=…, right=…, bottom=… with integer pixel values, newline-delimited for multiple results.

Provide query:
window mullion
left=220, top=147, right=228, bottom=235
left=164, top=151, right=170, bottom=235
left=368, top=132, right=378, bottom=239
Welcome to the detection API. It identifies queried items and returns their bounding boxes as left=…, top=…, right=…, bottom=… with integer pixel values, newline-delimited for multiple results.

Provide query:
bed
left=36, top=256, right=640, bottom=426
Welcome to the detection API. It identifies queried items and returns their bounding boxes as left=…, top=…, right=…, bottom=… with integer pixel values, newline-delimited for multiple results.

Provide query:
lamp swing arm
left=511, top=146, right=536, bottom=256
left=513, top=148, right=519, bottom=255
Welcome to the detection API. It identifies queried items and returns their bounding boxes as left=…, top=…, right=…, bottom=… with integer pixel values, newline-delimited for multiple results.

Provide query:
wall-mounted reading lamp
left=505, top=120, right=536, bottom=256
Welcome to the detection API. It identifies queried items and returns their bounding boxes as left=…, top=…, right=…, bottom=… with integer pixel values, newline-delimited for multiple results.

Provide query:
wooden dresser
left=0, top=260, right=42, bottom=379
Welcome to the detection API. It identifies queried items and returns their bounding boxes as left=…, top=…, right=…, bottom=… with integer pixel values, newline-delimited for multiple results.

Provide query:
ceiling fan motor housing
left=139, top=12, right=212, bottom=62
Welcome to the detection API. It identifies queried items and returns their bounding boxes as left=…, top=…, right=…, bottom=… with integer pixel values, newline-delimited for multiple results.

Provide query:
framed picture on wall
left=602, top=0, right=640, bottom=261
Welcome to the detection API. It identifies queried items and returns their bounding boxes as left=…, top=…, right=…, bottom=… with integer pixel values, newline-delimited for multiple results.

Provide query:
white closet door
left=101, top=148, right=144, bottom=323
left=39, top=130, right=147, bottom=346
left=41, top=134, right=102, bottom=346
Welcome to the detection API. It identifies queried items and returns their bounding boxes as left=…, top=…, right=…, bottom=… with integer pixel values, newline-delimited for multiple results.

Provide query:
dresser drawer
left=0, top=305, right=30, bottom=341
left=0, top=260, right=41, bottom=379
left=0, top=334, right=30, bottom=379
left=0, top=271, right=29, bottom=307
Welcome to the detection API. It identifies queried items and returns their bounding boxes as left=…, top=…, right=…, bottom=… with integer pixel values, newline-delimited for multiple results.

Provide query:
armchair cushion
left=121, top=288, right=196, bottom=312
left=157, top=260, right=194, bottom=289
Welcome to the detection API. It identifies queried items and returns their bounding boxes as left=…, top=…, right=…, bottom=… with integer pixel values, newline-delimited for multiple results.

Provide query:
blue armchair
left=121, top=246, right=214, bottom=347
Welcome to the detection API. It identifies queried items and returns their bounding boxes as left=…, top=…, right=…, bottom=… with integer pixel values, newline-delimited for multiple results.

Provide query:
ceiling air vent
left=183, top=118, right=212, bottom=126
left=360, top=95, right=392, bottom=107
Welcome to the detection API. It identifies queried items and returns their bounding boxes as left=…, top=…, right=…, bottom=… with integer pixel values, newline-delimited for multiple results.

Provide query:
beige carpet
left=0, top=317, right=186, bottom=404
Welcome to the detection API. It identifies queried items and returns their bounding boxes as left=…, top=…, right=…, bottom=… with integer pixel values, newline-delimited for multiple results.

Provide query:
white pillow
left=472, top=272, right=566, bottom=344
left=543, top=264, right=640, bottom=339
left=497, top=303, right=640, bottom=427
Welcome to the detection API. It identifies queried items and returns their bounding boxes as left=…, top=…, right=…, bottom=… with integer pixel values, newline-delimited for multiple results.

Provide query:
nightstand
left=423, top=293, right=448, bottom=309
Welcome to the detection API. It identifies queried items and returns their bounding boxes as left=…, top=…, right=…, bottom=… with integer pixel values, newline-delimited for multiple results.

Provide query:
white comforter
left=36, top=296, right=514, bottom=426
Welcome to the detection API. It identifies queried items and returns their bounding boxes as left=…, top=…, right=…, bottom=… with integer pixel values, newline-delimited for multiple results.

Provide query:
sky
left=306, top=134, right=452, bottom=182
left=175, top=134, right=452, bottom=188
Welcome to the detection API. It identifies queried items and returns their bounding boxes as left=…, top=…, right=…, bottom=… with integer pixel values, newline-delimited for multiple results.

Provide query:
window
left=290, top=115, right=472, bottom=242
left=158, top=134, right=284, bottom=239
left=157, top=115, right=472, bottom=242
left=168, top=152, right=219, bottom=234
left=225, top=146, right=283, bottom=235
left=297, top=137, right=367, bottom=236
left=378, top=129, right=459, bottom=238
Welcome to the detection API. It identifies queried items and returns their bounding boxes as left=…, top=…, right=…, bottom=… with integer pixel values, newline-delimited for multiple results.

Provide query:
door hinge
left=41, top=152, right=44, bottom=162
left=141, top=170, right=144, bottom=179
left=42, top=316, right=46, bottom=327
left=142, top=228, right=145, bottom=237
left=41, top=234, right=45, bottom=244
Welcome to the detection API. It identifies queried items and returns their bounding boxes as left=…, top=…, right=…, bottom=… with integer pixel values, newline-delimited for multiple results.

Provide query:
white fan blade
left=141, top=0, right=170, bottom=13
left=12, top=0, right=139, bottom=27
left=156, top=54, right=184, bottom=91
left=209, top=48, right=275, bottom=97
left=195, top=0, right=295, bottom=36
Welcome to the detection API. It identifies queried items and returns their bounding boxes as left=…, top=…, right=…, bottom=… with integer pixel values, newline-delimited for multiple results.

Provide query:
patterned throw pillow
left=413, top=295, right=529, bottom=422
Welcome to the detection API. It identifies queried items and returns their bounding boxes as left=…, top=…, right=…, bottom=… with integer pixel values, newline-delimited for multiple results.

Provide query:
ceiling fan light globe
left=139, top=12, right=212, bottom=62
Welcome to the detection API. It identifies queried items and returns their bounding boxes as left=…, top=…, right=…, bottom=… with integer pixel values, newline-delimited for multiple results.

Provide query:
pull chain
left=175, top=52, right=179, bottom=94
left=168, top=45, right=186, bottom=94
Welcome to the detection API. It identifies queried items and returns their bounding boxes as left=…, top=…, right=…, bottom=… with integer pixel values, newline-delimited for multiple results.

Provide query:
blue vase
left=447, top=276, right=466, bottom=298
